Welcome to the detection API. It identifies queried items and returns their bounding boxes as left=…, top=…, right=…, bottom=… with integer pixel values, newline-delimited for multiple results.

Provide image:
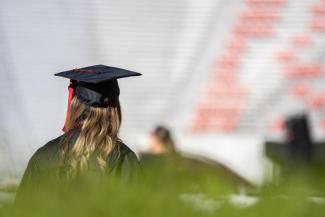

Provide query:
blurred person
left=148, top=125, right=177, bottom=155
left=140, top=126, right=253, bottom=188
left=140, top=125, right=178, bottom=162
left=15, top=65, right=142, bottom=201
left=140, top=125, right=179, bottom=166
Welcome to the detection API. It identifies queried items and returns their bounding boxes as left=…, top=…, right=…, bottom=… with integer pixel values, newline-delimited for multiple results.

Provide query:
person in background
left=140, top=125, right=254, bottom=188
left=140, top=125, right=181, bottom=170
left=148, top=125, right=177, bottom=155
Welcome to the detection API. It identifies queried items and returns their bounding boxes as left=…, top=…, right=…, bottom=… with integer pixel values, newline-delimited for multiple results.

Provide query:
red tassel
left=62, top=82, right=75, bottom=132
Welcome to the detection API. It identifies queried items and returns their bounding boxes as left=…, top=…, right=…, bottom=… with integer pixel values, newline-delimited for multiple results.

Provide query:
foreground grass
left=0, top=161, right=324, bottom=217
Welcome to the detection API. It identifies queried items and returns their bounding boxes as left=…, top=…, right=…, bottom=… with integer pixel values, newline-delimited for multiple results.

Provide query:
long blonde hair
left=59, top=97, right=121, bottom=177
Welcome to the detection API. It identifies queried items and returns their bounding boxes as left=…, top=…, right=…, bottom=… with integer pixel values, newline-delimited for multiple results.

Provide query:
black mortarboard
left=55, top=64, right=141, bottom=108
left=55, top=65, right=141, bottom=132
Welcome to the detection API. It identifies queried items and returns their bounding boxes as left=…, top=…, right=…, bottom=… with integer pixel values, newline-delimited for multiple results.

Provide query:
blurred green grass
left=1, top=161, right=325, bottom=217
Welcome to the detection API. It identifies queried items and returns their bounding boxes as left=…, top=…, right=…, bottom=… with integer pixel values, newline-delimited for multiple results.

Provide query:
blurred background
left=0, top=0, right=325, bottom=187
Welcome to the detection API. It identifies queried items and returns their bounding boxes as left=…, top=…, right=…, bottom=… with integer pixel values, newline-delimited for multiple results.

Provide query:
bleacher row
left=190, top=0, right=325, bottom=134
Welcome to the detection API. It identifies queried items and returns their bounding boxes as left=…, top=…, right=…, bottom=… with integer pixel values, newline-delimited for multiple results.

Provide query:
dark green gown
left=15, top=129, right=140, bottom=203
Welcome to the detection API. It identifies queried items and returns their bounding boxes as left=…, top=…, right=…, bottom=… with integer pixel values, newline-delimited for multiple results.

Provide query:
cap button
left=103, top=98, right=109, bottom=103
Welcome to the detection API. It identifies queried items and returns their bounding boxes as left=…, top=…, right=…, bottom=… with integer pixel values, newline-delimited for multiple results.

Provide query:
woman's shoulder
left=34, top=130, right=80, bottom=158
left=107, top=141, right=139, bottom=166
left=107, top=140, right=137, bottom=162
left=108, top=141, right=141, bottom=178
left=116, top=141, right=136, bottom=156
left=36, top=135, right=64, bottom=155
left=28, top=134, right=65, bottom=167
left=34, top=136, right=136, bottom=161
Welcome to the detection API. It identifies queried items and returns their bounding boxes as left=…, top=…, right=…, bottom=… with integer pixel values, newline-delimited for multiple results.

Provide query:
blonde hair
left=59, top=97, right=121, bottom=177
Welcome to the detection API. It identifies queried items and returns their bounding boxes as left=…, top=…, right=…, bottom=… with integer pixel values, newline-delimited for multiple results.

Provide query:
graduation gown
left=15, top=130, right=140, bottom=202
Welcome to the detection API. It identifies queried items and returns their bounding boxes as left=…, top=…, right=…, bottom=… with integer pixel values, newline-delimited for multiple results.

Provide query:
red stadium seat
left=310, top=19, right=325, bottom=32
left=312, top=3, right=325, bottom=15
left=212, top=70, right=236, bottom=82
left=270, top=117, right=285, bottom=132
left=320, top=119, right=325, bottom=130
left=276, top=50, right=295, bottom=64
left=226, top=37, right=247, bottom=53
left=239, top=8, right=279, bottom=21
left=190, top=80, right=247, bottom=132
left=290, top=83, right=311, bottom=98
left=284, top=63, right=322, bottom=78
left=246, top=0, right=286, bottom=3
left=308, top=93, right=325, bottom=109
left=234, top=22, right=274, bottom=37
left=245, top=0, right=287, bottom=6
left=291, top=34, right=312, bottom=47
left=216, top=53, right=241, bottom=68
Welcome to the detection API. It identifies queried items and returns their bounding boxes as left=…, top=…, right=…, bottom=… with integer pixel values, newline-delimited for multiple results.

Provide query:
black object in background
left=265, top=113, right=325, bottom=165
left=285, top=114, right=313, bottom=161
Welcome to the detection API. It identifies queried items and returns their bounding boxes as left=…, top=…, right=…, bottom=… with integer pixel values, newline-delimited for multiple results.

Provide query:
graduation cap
left=55, top=64, right=141, bottom=131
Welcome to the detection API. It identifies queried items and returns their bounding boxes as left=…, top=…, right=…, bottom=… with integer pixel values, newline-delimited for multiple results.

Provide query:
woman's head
left=60, top=96, right=122, bottom=177
left=150, top=125, right=176, bottom=154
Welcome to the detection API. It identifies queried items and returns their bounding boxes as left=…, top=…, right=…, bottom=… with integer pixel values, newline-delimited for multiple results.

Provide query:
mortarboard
left=55, top=64, right=142, bottom=131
